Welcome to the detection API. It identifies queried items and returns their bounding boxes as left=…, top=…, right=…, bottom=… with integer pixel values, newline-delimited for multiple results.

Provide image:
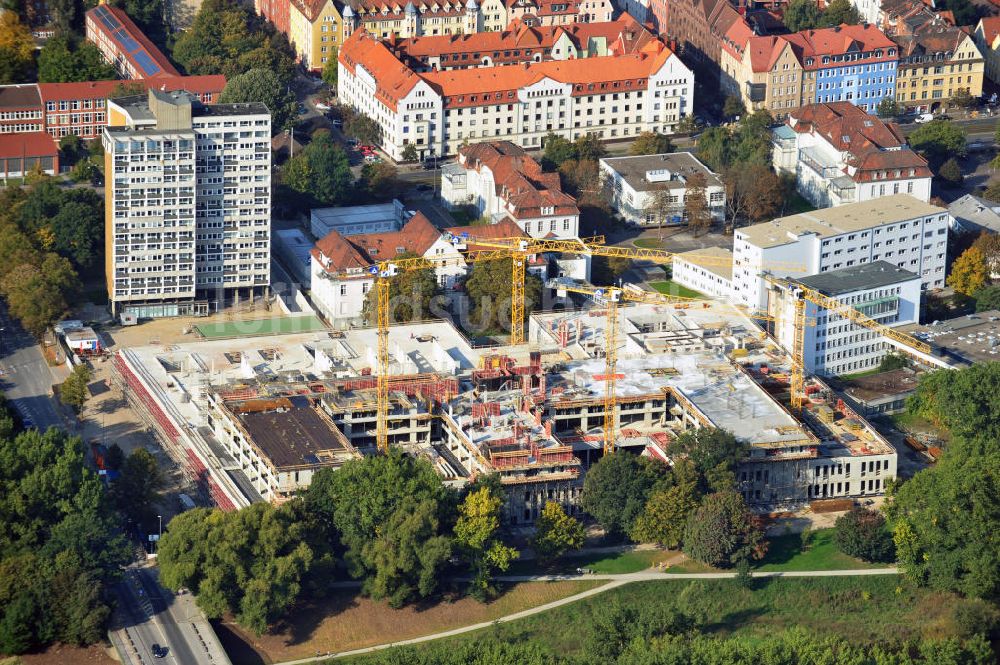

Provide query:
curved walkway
left=274, top=567, right=898, bottom=665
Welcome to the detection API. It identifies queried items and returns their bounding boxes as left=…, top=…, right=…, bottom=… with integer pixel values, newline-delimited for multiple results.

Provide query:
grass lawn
left=838, top=367, right=885, bottom=381
left=633, top=238, right=666, bottom=249
left=341, top=575, right=976, bottom=664
left=782, top=191, right=817, bottom=215
left=195, top=314, right=327, bottom=339
left=215, top=580, right=603, bottom=664
left=755, top=528, right=885, bottom=572
left=508, top=549, right=674, bottom=576
left=650, top=280, right=705, bottom=299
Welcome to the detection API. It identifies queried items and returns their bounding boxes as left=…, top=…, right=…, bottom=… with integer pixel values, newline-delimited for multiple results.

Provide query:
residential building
left=85, top=4, right=181, bottom=80
left=732, top=195, right=948, bottom=310
left=0, top=77, right=226, bottom=140
left=720, top=31, right=807, bottom=117
left=102, top=89, right=271, bottom=318
left=672, top=246, right=734, bottom=299
left=796, top=25, right=899, bottom=113
left=599, top=152, right=725, bottom=227
left=442, top=141, right=580, bottom=239
left=768, top=261, right=922, bottom=376
left=257, top=0, right=291, bottom=34
left=772, top=102, right=932, bottom=208
left=948, top=193, right=1000, bottom=235
left=288, top=0, right=344, bottom=71
left=0, top=132, right=59, bottom=181
left=309, top=211, right=528, bottom=325
left=505, top=0, right=614, bottom=27
left=893, top=16, right=983, bottom=110
left=339, top=0, right=491, bottom=39
left=386, top=14, right=655, bottom=72
left=337, top=28, right=695, bottom=161
left=973, top=16, right=1000, bottom=84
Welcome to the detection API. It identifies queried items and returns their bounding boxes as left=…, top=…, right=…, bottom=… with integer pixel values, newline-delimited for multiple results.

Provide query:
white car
left=914, top=113, right=935, bottom=123
left=315, top=102, right=331, bottom=111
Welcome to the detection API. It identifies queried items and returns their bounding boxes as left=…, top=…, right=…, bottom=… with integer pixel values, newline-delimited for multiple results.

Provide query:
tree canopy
left=464, top=258, right=543, bottom=334
left=455, top=485, right=517, bottom=600
left=582, top=453, right=669, bottom=538
left=281, top=131, right=354, bottom=209
left=629, top=132, right=674, bottom=156
left=38, top=36, right=117, bottom=83
left=909, top=120, right=967, bottom=169
left=0, top=12, right=34, bottom=84
left=219, top=68, right=298, bottom=131
left=672, top=427, right=746, bottom=492
left=683, top=491, right=766, bottom=568
left=361, top=254, right=440, bottom=325
left=531, top=501, right=585, bottom=563
left=946, top=246, right=988, bottom=297
left=697, top=111, right=774, bottom=172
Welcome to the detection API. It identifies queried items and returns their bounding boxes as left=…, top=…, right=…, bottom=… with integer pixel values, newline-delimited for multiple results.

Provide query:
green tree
left=582, top=453, right=668, bottom=538
left=219, top=68, right=298, bottom=131
left=322, top=49, right=339, bottom=87
left=573, top=134, right=606, bottom=162
left=888, top=433, right=999, bottom=599
left=783, top=0, right=822, bottom=31
left=541, top=133, right=576, bottom=170
left=629, top=132, right=674, bottom=156
left=696, top=126, right=730, bottom=172
left=361, top=256, right=440, bottom=324
left=590, top=255, right=633, bottom=285
left=304, top=450, right=452, bottom=583
left=950, top=87, right=975, bottom=108
left=877, top=353, right=908, bottom=372
left=60, top=364, right=92, bottom=412
left=684, top=172, right=712, bottom=236
left=110, top=448, right=165, bottom=530
left=282, top=131, right=353, bottom=207
left=938, top=157, right=963, bottom=186
left=455, top=486, right=517, bottom=600
left=1, top=253, right=78, bottom=335
left=113, top=0, right=166, bottom=47
left=946, top=245, right=988, bottom=296
left=0, top=12, right=34, bottom=84
left=630, top=461, right=699, bottom=548
left=835, top=507, right=894, bottom=563
left=38, top=36, right=117, bottom=83
left=876, top=97, right=900, bottom=118
left=722, top=94, right=745, bottom=120
left=973, top=284, right=1000, bottom=312
left=906, top=363, right=1000, bottom=439
left=683, top=491, right=766, bottom=568
left=909, top=120, right=967, bottom=169
left=819, top=0, right=861, bottom=26
left=344, top=111, right=380, bottom=145
left=531, top=501, right=585, bottom=563
left=938, top=0, right=979, bottom=28
left=359, top=160, right=399, bottom=201
left=158, top=502, right=315, bottom=635
left=361, top=497, right=452, bottom=607
left=464, top=257, right=543, bottom=333
left=672, top=428, right=746, bottom=492
left=401, top=143, right=419, bottom=162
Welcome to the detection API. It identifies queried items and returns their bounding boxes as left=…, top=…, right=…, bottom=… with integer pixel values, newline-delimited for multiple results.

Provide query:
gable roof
left=312, top=212, right=442, bottom=273
left=339, top=29, right=422, bottom=111
left=978, top=16, right=1000, bottom=43
left=894, top=15, right=976, bottom=59
left=783, top=24, right=897, bottom=67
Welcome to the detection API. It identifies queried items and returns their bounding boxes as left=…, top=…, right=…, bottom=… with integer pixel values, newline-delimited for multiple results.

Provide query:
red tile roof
left=0, top=131, right=58, bottom=159
left=458, top=141, right=579, bottom=220
left=448, top=217, right=529, bottom=250
left=784, top=24, right=897, bottom=68
left=339, top=29, right=422, bottom=111
left=788, top=102, right=931, bottom=181
left=312, top=212, right=442, bottom=274
left=37, top=75, right=226, bottom=103
left=85, top=5, right=180, bottom=78
left=978, top=16, right=1000, bottom=44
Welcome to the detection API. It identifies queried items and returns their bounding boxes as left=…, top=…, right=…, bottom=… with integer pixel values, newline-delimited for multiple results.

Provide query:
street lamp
left=157, top=515, right=162, bottom=554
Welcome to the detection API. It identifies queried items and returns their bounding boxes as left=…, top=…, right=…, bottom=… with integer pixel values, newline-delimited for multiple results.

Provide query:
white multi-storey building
left=600, top=152, right=726, bottom=227
left=337, top=28, right=694, bottom=162
left=103, top=89, right=271, bottom=317
left=768, top=261, right=922, bottom=376
left=671, top=247, right=734, bottom=300
left=773, top=102, right=932, bottom=209
left=441, top=141, right=580, bottom=239
left=731, top=194, right=949, bottom=311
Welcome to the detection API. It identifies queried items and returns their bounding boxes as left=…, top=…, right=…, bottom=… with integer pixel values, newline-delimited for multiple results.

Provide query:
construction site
left=111, top=289, right=900, bottom=516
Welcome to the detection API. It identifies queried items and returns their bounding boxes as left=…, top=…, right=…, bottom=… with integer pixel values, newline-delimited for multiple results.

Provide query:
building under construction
left=112, top=304, right=897, bottom=515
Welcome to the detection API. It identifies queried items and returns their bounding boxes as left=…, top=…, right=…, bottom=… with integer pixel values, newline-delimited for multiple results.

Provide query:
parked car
left=914, top=113, right=934, bottom=123
left=151, top=644, right=167, bottom=658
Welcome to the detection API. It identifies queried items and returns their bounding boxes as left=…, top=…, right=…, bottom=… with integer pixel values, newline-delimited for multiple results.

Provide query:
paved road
left=113, top=565, right=232, bottom=665
left=272, top=567, right=898, bottom=665
left=0, top=305, right=63, bottom=430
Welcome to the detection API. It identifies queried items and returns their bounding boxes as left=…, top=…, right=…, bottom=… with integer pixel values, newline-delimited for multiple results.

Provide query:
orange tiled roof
left=784, top=24, right=897, bottom=68
left=36, top=75, right=226, bottom=102
left=978, top=16, right=1000, bottom=44
left=458, top=141, right=579, bottom=220
left=339, top=29, right=422, bottom=111
left=290, top=0, right=331, bottom=21
left=448, top=217, right=529, bottom=250
left=312, top=212, right=442, bottom=273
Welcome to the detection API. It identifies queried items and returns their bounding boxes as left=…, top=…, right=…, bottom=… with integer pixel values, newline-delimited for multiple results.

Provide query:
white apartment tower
left=732, top=195, right=949, bottom=311
left=103, top=89, right=271, bottom=317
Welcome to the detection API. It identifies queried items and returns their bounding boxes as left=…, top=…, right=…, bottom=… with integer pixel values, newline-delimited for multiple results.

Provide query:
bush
left=834, top=507, right=894, bottom=563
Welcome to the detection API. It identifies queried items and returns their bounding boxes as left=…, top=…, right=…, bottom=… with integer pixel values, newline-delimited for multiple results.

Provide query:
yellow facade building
left=894, top=20, right=983, bottom=110
left=289, top=0, right=344, bottom=72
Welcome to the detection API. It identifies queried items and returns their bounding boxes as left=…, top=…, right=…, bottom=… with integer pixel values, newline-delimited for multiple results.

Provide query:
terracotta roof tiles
left=312, top=212, right=442, bottom=273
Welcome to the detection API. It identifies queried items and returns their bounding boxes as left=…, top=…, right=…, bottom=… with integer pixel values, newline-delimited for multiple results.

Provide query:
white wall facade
left=672, top=259, right=732, bottom=300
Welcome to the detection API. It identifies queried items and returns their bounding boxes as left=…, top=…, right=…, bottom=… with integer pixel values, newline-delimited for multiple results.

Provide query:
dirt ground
left=216, top=580, right=602, bottom=665
left=13, top=644, right=118, bottom=665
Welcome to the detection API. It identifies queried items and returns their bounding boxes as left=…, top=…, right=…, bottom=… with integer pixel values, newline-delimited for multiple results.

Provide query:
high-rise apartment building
left=102, top=89, right=271, bottom=318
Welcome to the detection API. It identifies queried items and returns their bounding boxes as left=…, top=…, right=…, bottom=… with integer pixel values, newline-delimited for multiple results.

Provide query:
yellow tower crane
left=462, top=235, right=802, bottom=345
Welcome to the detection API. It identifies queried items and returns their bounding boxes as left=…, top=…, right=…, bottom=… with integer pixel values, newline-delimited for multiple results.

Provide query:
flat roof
left=600, top=152, right=723, bottom=192
left=0, top=84, right=41, bottom=110
left=840, top=368, right=919, bottom=403
left=737, top=194, right=946, bottom=249
left=674, top=246, right=733, bottom=281
left=231, top=396, right=348, bottom=469
left=797, top=260, right=919, bottom=296
left=898, top=310, right=1000, bottom=365
left=109, top=91, right=269, bottom=123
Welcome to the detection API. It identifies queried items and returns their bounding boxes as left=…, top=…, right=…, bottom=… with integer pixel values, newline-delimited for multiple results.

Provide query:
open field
left=649, top=280, right=705, bottom=299
left=755, top=528, right=885, bottom=572
left=508, top=548, right=677, bottom=576
left=12, top=644, right=117, bottom=665
left=216, top=580, right=603, bottom=664
left=337, top=575, right=978, bottom=663
left=195, top=314, right=327, bottom=338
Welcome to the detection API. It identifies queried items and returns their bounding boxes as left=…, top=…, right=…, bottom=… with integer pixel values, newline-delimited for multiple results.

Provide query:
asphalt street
left=0, top=305, right=63, bottom=430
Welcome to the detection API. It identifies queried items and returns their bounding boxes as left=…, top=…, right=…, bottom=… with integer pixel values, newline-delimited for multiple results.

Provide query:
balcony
left=829, top=175, right=856, bottom=202
left=799, top=147, right=842, bottom=179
